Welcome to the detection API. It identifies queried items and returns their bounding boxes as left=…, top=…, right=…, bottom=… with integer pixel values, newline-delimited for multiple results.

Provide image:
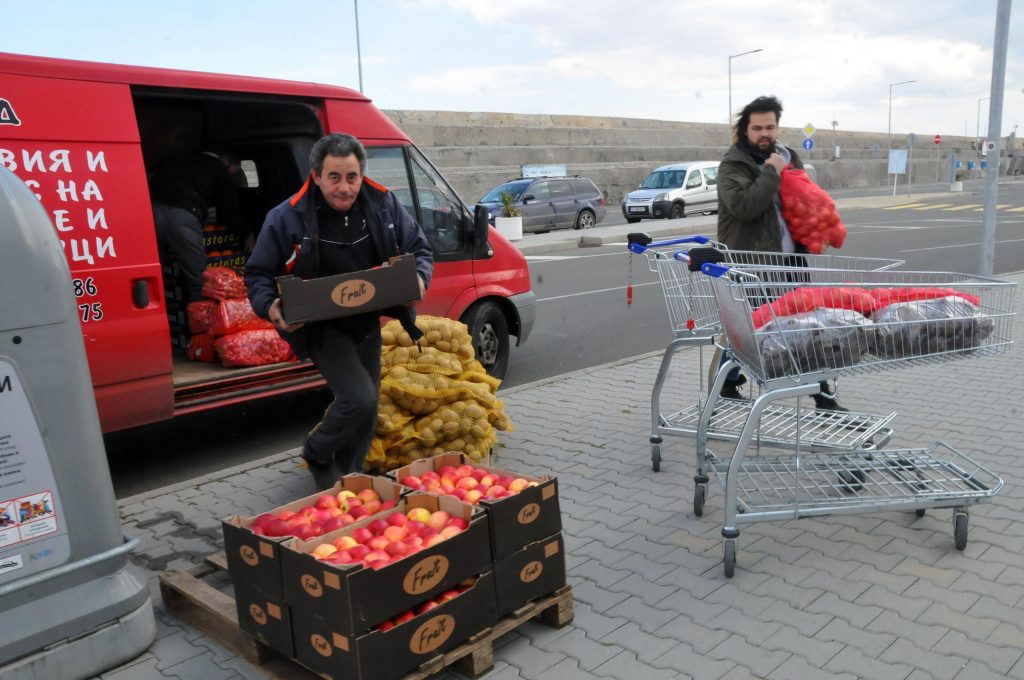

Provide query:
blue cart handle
left=628, top=234, right=710, bottom=254
left=701, top=262, right=730, bottom=277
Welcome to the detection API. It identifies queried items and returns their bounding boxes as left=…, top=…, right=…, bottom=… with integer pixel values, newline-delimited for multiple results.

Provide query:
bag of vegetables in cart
left=870, top=295, right=994, bottom=358
left=779, top=169, right=847, bottom=254
left=759, top=307, right=873, bottom=379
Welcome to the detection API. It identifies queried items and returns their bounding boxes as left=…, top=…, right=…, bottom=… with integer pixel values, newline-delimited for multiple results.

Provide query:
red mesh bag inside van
left=214, top=329, right=294, bottom=367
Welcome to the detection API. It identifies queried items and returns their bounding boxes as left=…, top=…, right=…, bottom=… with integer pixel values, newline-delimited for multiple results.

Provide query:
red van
left=0, top=52, right=534, bottom=433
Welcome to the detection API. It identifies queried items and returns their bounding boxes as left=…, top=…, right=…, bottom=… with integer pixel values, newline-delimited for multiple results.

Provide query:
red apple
left=470, top=468, right=488, bottom=482
left=362, top=500, right=382, bottom=515
left=312, top=544, right=337, bottom=559
left=436, top=588, right=461, bottom=603
left=421, top=471, right=441, bottom=482
left=263, top=519, right=291, bottom=537
left=380, top=498, right=397, bottom=510
left=405, top=521, right=426, bottom=537
left=387, top=512, right=408, bottom=528
left=384, top=540, right=409, bottom=557
left=367, top=536, right=390, bottom=551
left=378, top=620, right=395, bottom=632
left=367, top=518, right=389, bottom=535
left=349, top=506, right=369, bottom=520
left=450, top=488, right=468, bottom=501
left=333, top=535, right=359, bottom=550
left=382, top=525, right=405, bottom=542
left=356, top=489, right=380, bottom=504
left=426, top=511, right=450, bottom=532
left=485, top=485, right=506, bottom=499
left=277, top=510, right=296, bottom=521
left=315, top=494, right=339, bottom=510
left=508, top=478, right=530, bottom=493
left=456, top=465, right=475, bottom=478
left=294, top=524, right=318, bottom=540
left=352, top=528, right=374, bottom=544
left=496, top=476, right=514, bottom=489
left=415, top=600, right=440, bottom=615
left=392, top=610, right=415, bottom=625
left=346, top=497, right=363, bottom=508
left=439, top=525, right=462, bottom=539
left=401, top=475, right=422, bottom=489
left=419, top=526, right=439, bottom=539
left=437, top=465, right=457, bottom=477
left=423, top=534, right=446, bottom=548
left=348, top=544, right=370, bottom=561
left=251, top=513, right=276, bottom=529
left=322, top=517, right=348, bottom=534
left=325, top=550, right=354, bottom=565
left=446, top=517, right=468, bottom=531
left=456, top=477, right=478, bottom=491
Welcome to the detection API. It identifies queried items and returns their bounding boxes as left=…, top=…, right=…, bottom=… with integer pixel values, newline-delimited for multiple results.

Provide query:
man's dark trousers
left=303, top=322, right=381, bottom=474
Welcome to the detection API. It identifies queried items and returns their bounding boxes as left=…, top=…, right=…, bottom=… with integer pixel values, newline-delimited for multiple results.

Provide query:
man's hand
left=766, top=153, right=786, bottom=174
left=268, top=298, right=304, bottom=332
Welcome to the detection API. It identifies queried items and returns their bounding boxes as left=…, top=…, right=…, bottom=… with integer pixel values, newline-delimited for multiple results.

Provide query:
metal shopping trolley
left=626, top=234, right=903, bottom=476
left=698, top=262, right=1015, bottom=576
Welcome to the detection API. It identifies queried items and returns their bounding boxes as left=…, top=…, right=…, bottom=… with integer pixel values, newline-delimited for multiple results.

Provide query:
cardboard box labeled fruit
left=277, top=253, right=421, bottom=325
left=222, top=474, right=404, bottom=599
left=493, top=533, right=566, bottom=618
left=390, top=453, right=562, bottom=560
left=233, top=579, right=295, bottom=659
left=280, top=493, right=492, bottom=633
left=293, top=571, right=497, bottom=680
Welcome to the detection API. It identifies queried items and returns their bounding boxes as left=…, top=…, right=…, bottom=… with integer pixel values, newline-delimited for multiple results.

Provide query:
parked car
left=478, top=176, right=606, bottom=233
left=621, top=161, right=720, bottom=223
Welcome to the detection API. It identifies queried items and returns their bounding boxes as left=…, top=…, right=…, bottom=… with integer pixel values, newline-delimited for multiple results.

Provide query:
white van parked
left=621, top=161, right=720, bottom=223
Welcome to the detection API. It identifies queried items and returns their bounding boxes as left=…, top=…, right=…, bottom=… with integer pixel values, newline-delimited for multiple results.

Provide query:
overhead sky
left=3, top=0, right=1021, bottom=139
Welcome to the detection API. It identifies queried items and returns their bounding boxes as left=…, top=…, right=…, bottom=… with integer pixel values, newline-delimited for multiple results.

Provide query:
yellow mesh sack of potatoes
left=376, top=394, right=413, bottom=436
left=381, top=366, right=496, bottom=409
left=382, top=317, right=475, bottom=361
left=382, top=345, right=464, bottom=376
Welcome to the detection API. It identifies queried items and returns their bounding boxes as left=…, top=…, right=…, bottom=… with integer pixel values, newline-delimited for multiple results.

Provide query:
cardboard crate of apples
left=292, top=572, right=498, bottom=680
left=279, top=492, right=494, bottom=635
left=221, top=475, right=403, bottom=599
left=390, top=453, right=563, bottom=561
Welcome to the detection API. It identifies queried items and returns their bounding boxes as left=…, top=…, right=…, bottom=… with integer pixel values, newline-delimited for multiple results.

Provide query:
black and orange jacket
left=244, top=175, right=433, bottom=358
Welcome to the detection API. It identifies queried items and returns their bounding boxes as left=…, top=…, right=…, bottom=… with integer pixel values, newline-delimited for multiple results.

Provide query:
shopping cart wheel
left=723, top=540, right=736, bottom=578
left=693, top=484, right=706, bottom=516
left=915, top=508, right=926, bottom=518
left=651, top=444, right=662, bottom=472
left=954, top=512, right=968, bottom=551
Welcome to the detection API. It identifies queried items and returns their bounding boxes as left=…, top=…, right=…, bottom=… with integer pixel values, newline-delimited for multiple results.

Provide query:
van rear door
left=0, top=73, right=172, bottom=430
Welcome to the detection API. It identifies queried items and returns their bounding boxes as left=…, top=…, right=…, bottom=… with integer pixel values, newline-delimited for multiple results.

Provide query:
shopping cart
left=626, top=234, right=903, bottom=474
left=698, top=262, right=1015, bottom=576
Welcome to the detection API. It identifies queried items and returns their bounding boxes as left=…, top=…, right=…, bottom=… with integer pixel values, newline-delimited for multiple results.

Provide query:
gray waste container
left=0, top=167, right=155, bottom=678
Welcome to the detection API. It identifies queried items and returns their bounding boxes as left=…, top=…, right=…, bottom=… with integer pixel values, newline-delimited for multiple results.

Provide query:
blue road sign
left=802, top=138, right=814, bottom=151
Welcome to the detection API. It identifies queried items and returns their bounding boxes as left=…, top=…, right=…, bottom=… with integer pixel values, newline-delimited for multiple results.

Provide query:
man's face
left=746, top=111, right=778, bottom=151
left=312, top=153, right=363, bottom=212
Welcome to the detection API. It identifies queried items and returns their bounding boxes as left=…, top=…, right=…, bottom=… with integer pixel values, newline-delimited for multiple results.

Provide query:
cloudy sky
left=3, top=0, right=1022, bottom=139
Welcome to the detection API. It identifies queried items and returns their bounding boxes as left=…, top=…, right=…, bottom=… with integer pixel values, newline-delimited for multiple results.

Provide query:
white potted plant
left=494, top=191, right=523, bottom=241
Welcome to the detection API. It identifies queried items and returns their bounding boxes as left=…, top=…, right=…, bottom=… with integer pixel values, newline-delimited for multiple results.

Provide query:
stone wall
left=384, top=110, right=1005, bottom=208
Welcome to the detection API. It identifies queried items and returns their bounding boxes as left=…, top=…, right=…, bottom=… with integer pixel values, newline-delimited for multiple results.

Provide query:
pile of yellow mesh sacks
left=365, top=316, right=513, bottom=471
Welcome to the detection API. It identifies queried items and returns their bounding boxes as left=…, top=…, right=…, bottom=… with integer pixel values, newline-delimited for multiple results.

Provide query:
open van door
left=0, top=72, right=172, bottom=430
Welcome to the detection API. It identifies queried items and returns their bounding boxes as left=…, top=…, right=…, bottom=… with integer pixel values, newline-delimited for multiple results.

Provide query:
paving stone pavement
left=102, top=271, right=1024, bottom=680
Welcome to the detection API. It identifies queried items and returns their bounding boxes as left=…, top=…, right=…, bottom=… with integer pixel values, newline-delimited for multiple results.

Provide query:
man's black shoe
left=720, top=382, right=746, bottom=400
left=305, top=458, right=344, bottom=491
left=813, top=393, right=849, bottom=412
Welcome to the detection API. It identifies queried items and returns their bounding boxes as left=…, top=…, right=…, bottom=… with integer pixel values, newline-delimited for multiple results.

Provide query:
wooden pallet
left=159, top=552, right=574, bottom=679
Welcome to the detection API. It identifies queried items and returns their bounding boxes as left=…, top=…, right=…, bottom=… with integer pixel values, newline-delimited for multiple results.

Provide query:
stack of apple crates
left=221, top=453, right=565, bottom=680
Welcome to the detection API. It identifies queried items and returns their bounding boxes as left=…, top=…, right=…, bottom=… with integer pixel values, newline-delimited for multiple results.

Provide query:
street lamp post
left=728, top=49, right=763, bottom=124
left=887, top=79, right=917, bottom=155
left=976, top=96, right=990, bottom=142
left=354, top=0, right=364, bottom=93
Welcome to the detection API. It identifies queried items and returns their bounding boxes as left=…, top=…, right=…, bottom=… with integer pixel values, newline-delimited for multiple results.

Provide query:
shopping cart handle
left=701, top=262, right=730, bottom=277
left=672, top=250, right=691, bottom=262
left=628, top=235, right=710, bottom=253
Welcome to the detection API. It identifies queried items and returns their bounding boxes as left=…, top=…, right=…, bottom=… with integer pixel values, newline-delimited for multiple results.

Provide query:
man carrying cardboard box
left=245, top=133, right=433, bottom=489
